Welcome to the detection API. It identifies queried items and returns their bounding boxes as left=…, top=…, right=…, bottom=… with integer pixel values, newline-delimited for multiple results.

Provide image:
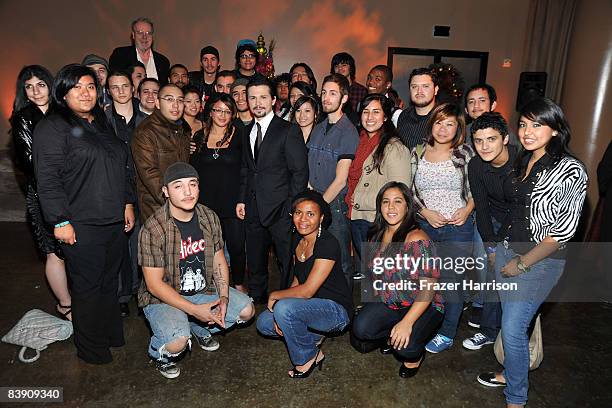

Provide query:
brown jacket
left=131, top=109, right=190, bottom=222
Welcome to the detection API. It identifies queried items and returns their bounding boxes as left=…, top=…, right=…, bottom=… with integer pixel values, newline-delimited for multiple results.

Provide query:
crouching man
left=138, top=162, right=255, bottom=378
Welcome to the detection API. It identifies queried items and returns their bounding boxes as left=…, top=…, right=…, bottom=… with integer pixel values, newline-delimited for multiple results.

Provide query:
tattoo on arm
left=213, top=262, right=229, bottom=297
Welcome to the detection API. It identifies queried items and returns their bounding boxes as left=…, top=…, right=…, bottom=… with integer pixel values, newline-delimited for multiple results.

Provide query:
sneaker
left=468, top=306, right=483, bottom=328
left=477, top=372, right=506, bottom=387
left=154, top=360, right=180, bottom=379
left=462, top=332, right=495, bottom=350
left=425, top=334, right=453, bottom=353
left=352, top=272, right=366, bottom=280
left=191, top=331, right=220, bottom=351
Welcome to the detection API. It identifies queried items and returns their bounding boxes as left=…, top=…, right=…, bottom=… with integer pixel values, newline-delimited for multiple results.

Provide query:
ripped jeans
left=143, top=287, right=252, bottom=361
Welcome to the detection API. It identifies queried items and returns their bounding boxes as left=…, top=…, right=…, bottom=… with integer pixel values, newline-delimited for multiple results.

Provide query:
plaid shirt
left=349, top=81, right=368, bottom=112
left=137, top=202, right=224, bottom=307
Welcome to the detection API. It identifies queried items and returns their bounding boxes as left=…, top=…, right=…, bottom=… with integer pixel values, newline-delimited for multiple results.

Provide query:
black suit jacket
left=239, top=115, right=308, bottom=227
left=109, top=46, right=170, bottom=84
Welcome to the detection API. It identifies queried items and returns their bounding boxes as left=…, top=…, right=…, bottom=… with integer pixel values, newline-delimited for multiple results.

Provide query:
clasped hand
left=422, top=207, right=470, bottom=228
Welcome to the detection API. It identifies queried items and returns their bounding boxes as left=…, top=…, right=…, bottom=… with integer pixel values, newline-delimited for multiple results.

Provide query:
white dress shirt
left=249, top=110, right=275, bottom=156
left=136, top=47, right=158, bottom=80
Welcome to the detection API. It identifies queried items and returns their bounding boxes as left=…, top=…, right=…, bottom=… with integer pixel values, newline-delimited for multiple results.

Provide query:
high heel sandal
left=290, top=350, right=325, bottom=379
left=56, top=304, right=72, bottom=321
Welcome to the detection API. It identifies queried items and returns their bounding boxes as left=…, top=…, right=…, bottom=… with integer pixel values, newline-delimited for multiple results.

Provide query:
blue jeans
left=350, top=219, right=372, bottom=259
left=144, top=287, right=252, bottom=361
left=327, top=196, right=354, bottom=286
left=495, top=244, right=565, bottom=406
left=471, top=217, right=502, bottom=307
left=256, top=297, right=349, bottom=365
left=471, top=225, right=486, bottom=307
left=419, top=215, right=474, bottom=339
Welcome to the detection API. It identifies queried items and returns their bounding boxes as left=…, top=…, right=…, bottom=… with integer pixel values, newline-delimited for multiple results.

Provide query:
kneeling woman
left=352, top=182, right=444, bottom=377
left=256, top=190, right=353, bottom=378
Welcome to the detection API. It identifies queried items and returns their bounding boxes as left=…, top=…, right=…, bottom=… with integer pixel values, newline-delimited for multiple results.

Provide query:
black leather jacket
left=10, top=104, right=44, bottom=183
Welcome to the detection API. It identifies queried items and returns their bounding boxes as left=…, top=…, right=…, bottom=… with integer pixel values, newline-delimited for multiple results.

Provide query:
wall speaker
left=516, top=72, right=547, bottom=111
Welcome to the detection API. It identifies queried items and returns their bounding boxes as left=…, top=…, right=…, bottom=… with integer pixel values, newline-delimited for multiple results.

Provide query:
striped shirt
left=509, top=155, right=588, bottom=249
left=396, top=106, right=434, bottom=150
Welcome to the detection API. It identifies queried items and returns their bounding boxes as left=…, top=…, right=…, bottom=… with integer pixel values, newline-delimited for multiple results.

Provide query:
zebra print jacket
left=525, top=155, right=588, bottom=244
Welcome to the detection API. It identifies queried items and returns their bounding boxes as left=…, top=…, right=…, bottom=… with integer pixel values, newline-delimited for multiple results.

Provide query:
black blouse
left=191, top=128, right=244, bottom=218
left=292, top=230, right=353, bottom=316
left=33, top=113, right=134, bottom=226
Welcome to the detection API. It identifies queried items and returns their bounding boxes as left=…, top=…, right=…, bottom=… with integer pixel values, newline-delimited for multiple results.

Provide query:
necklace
left=212, top=148, right=220, bottom=160
left=298, top=238, right=311, bottom=261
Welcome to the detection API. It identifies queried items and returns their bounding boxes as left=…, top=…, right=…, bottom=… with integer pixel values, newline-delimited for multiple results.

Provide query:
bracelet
left=219, top=295, right=229, bottom=303
left=516, top=256, right=531, bottom=273
left=54, top=221, right=70, bottom=228
left=486, top=246, right=497, bottom=254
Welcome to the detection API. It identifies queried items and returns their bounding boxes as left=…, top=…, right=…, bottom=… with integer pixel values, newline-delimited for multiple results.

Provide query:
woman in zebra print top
left=477, top=98, right=588, bottom=407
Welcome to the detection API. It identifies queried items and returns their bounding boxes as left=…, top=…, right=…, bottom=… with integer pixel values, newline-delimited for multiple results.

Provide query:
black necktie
left=254, top=122, right=263, bottom=161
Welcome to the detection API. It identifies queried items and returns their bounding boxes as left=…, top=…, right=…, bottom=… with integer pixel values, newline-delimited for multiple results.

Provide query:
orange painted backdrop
left=0, top=0, right=530, bottom=148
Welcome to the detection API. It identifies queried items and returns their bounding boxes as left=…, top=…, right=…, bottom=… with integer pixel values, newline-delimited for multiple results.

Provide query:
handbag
left=494, top=314, right=543, bottom=371
left=2, top=309, right=73, bottom=363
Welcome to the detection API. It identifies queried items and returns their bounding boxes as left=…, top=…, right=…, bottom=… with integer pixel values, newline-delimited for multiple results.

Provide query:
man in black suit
left=109, top=17, right=170, bottom=84
left=236, top=77, right=308, bottom=303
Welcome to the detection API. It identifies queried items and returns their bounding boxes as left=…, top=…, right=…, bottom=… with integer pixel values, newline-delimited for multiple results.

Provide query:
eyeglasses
left=240, top=53, right=256, bottom=60
left=211, top=108, right=232, bottom=116
left=159, top=96, right=184, bottom=104
left=134, top=30, right=153, bottom=37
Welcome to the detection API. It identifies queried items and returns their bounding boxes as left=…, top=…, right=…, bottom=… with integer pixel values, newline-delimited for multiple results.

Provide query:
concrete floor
left=0, top=220, right=611, bottom=407
left=1, top=151, right=611, bottom=407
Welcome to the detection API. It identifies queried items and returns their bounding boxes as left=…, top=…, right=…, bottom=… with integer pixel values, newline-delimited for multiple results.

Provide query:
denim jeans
left=471, top=224, right=486, bottom=307
left=350, top=219, right=372, bottom=260
left=327, top=196, right=354, bottom=286
left=471, top=217, right=502, bottom=307
left=419, top=215, right=474, bottom=339
left=144, top=287, right=252, bottom=361
left=475, top=217, right=503, bottom=340
left=256, top=297, right=349, bottom=365
left=495, top=244, right=565, bottom=406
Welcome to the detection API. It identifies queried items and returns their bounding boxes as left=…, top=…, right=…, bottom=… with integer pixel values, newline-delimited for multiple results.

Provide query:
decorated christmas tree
left=428, top=62, right=465, bottom=105
left=255, top=32, right=275, bottom=79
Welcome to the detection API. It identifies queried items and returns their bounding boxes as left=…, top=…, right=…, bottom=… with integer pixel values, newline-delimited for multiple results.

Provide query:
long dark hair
left=289, top=62, right=318, bottom=92
left=359, top=94, right=400, bottom=174
left=290, top=95, right=320, bottom=125
left=11, top=65, right=54, bottom=115
left=51, top=64, right=110, bottom=131
left=514, top=97, right=574, bottom=179
left=196, top=93, right=237, bottom=151
left=368, top=181, right=418, bottom=243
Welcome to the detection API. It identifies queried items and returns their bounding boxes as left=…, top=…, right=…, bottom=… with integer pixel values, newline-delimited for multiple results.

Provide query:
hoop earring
left=317, top=224, right=322, bottom=238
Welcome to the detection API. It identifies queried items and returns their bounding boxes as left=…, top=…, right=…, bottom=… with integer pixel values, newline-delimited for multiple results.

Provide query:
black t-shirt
left=292, top=230, right=353, bottom=316
left=174, top=214, right=208, bottom=295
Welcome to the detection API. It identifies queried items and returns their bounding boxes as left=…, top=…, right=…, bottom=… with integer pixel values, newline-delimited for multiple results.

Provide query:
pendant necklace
left=212, top=148, right=220, bottom=160
left=299, top=239, right=310, bottom=261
